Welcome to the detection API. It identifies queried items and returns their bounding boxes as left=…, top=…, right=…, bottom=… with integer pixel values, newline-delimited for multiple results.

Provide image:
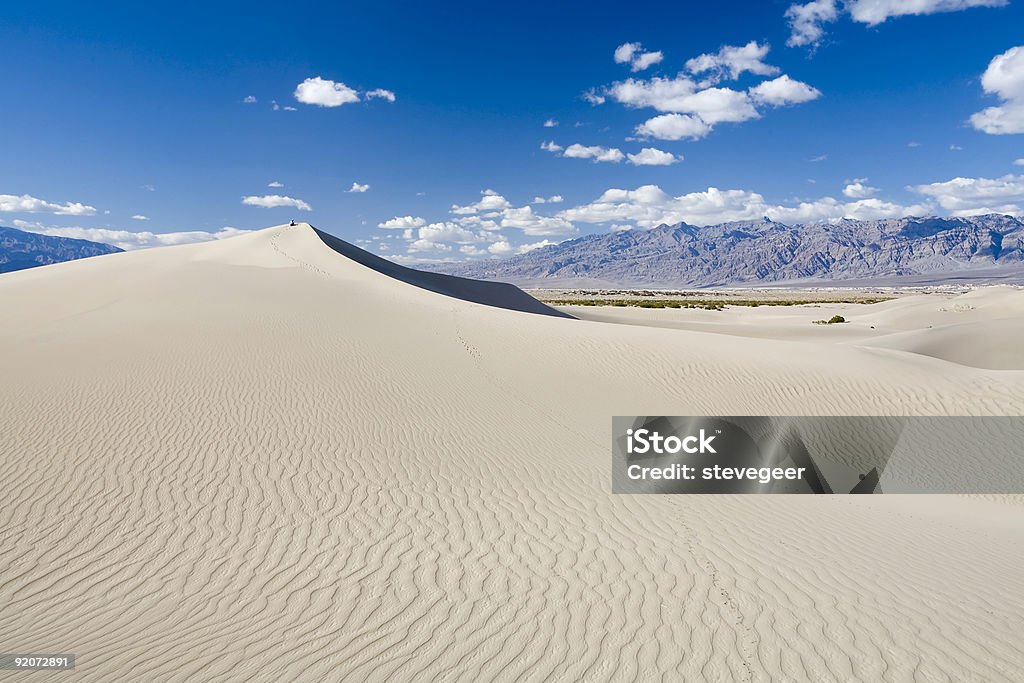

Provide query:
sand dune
left=565, top=286, right=1024, bottom=370
left=1, top=223, right=1022, bottom=681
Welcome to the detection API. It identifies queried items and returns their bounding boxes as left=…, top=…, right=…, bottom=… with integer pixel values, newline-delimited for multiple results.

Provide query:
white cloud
left=451, top=189, right=513, bottom=214
left=685, top=41, right=779, bottom=84
left=294, top=77, right=360, bottom=107
left=847, top=0, right=1006, bottom=25
left=531, top=195, right=564, bottom=204
left=842, top=179, right=879, bottom=198
left=417, top=221, right=486, bottom=245
left=409, top=238, right=452, bottom=253
left=498, top=206, right=575, bottom=235
left=809, top=154, right=828, bottom=162
left=378, top=215, right=426, bottom=229
left=562, top=144, right=625, bottom=163
left=348, top=182, right=370, bottom=193
left=268, top=181, right=284, bottom=188
left=614, top=42, right=664, bottom=72
left=365, top=88, right=396, bottom=102
left=558, top=184, right=929, bottom=228
left=540, top=140, right=563, bottom=152
left=131, top=214, right=149, bottom=221
left=970, top=46, right=1024, bottom=135
left=0, top=193, right=97, bottom=216
left=543, top=118, right=558, bottom=127
left=607, top=77, right=761, bottom=126
left=243, top=95, right=257, bottom=104
left=785, top=0, right=839, bottom=47
left=483, top=238, right=557, bottom=256
left=786, top=0, right=1003, bottom=49
left=911, top=173, right=1024, bottom=215
left=516, top=239, right=557, bottom=254
left=241, top=195, right=312, bottom=211
left=488, top=239, right=514, bottom=256
left=583, top=89, right=606, bottom=105
left=635, top=113, right=712, bottom=141
left=20, top=226, right=251, bottom=251
left=749, top=75, right=822, bottom=106
left=1014, top=158, right=1024, bottom=166
left=627, top=147, right=681, bottom=166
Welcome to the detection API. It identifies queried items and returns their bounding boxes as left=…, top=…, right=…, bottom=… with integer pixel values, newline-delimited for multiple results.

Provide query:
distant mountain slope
left=432, top=214, right=1024, bottom=287
left=0, top=226, right=122, bottom=273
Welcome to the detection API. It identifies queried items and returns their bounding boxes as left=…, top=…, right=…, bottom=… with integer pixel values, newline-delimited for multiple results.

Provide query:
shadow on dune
left=312, top=227, right=574, bottom=319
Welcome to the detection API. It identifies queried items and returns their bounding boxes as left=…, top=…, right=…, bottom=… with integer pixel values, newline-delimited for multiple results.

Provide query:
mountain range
left=432, top=214, right=1024, bottom=287
left=0, top=226, right=123, bottom=274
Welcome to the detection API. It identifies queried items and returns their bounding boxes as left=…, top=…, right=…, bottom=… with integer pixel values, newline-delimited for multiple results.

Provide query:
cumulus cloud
left=847, top=0, right=1006, bottom=25
left=785, top=0, right=839, bottom=47
left=602, top=43, right=818, bottom=142
left=842, top=179, right=879, bottom=198
left=540, top=140, right=563, bottom=152
left=485, top=238, right=555, bottom=256
left=416, top=221, right=487, bottom=246
left=241, top=195, right=312, bottom=211
left=685, top=41, right=779, bottom=84
left=20, top=226, right=251, bottom=251
left=543, top=118, right=558, bottom=127
left=243, top=95, right=257, bottom=104
left=786, top=0, right=1004, bottom=48
left=749, top=75, right=822, bottom=106
left=498, top=206, right=575, bottom=235
left=378, top=215, right=426, bottom=229
left=131, top=214, right=149, bottom=221
left=268, top=181, right=284, bottom=188
left=627, top=147, right=681, bottom=166
left=294, top=77, right=360, bottom=107
left=365, top=88, right=396, bottom=102
left=557, top=184, right=930, bottom=228
left=614, top=42, right=664, bottom=72
left=487, top=239, right=515, bottom=256
left=385, top=189, right=581, bottom=257
left=1014, top=158, right=1024, bottom=166
left=348, top=182, right=370, bottom=193
left=607, top=77, right=759, bottom=122
left=0, top=193, right=97, bottom=216
left=969, top=46, right=1024, bottom=135
left=450, top=189, right=513, bottom=214
left=911, top=173, right=1024, bottom=215
left=562, top=143, right=625, bottom=163
left=520, top=239, right=557, bottom=254
left=635, top=113, right=712, bottom=141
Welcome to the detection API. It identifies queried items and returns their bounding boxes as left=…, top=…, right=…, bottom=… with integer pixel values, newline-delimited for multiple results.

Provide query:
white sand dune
left=1, top=223, right=1023, bottom=681
left=566, top=286, right=1024, bottom=370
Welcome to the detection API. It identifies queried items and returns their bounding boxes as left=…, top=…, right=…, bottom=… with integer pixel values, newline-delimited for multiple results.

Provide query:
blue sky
left=2, top=0, right=1023, bottom=259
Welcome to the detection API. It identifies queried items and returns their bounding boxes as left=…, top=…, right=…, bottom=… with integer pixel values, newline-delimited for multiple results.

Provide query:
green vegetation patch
left=547, top=298, right=888, bottom=311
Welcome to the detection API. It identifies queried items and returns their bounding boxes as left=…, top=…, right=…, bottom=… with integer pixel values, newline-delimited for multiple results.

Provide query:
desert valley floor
left=1, top=223, right=1022, bottom=681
